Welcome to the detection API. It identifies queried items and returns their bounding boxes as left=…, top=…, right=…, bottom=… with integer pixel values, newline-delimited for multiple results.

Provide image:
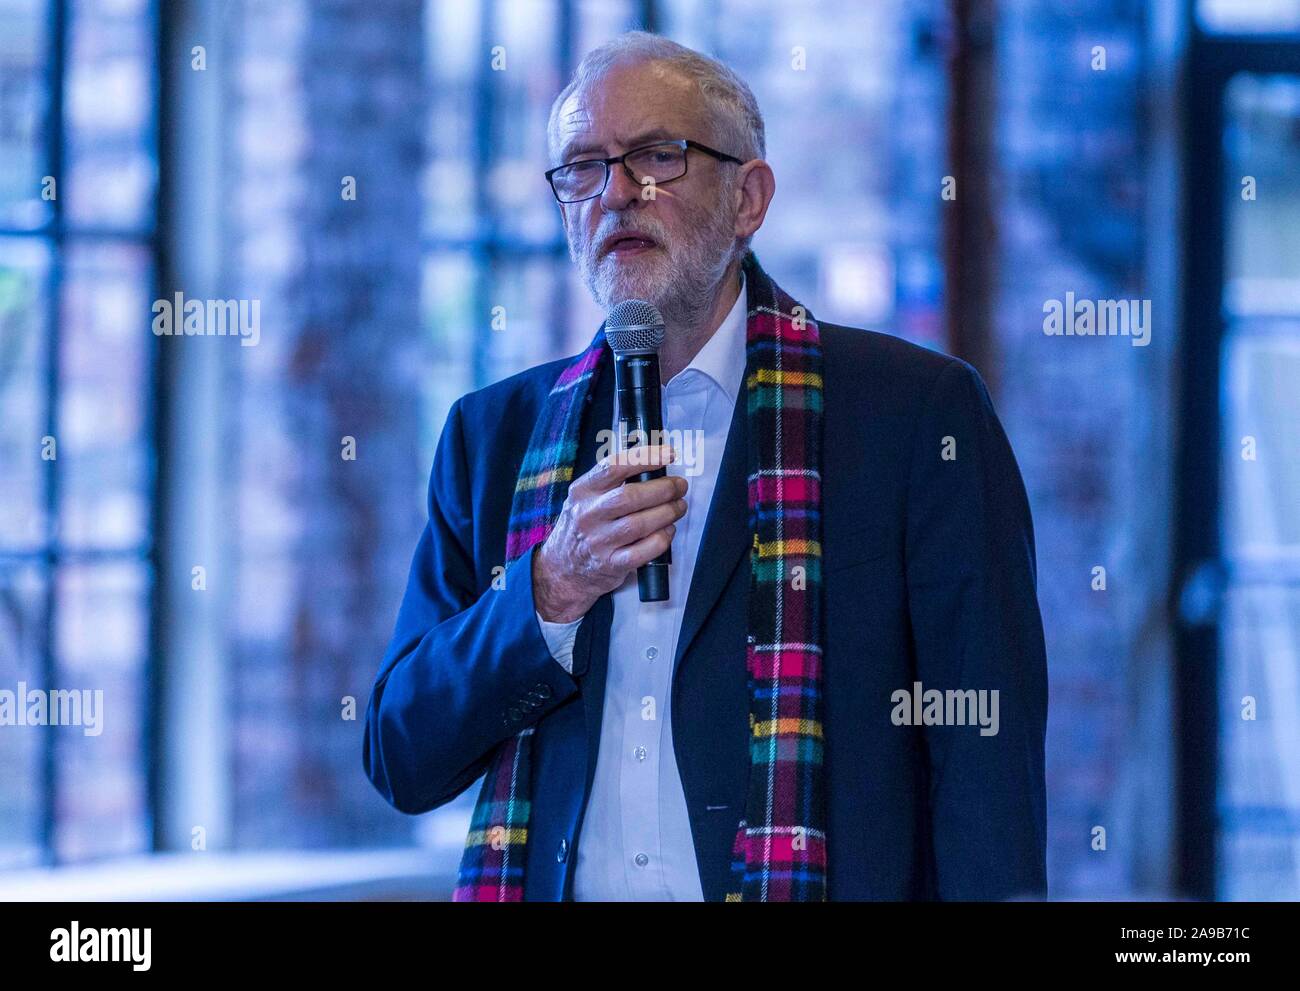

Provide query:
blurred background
left=0, top=0, right=1297, bottom=901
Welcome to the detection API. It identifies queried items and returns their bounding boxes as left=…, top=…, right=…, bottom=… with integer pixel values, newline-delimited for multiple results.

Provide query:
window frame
left=0, top=0, right=163, bottom=867
left=1174, top=15, right=1300, bottom=900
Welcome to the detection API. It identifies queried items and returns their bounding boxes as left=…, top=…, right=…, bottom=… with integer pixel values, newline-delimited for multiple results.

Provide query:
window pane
left=0, top=561, right=47, bottom=869
left=1224, top=75, right=1300, bottom=319
left=422, top=251, right=474, bottom=446
left=1218, top=72, right=1300, bottom=901
left=53, top=560, right=148, bottom=862
left=424, top=0, right=479, bottom=240
left=64, top=0, right=155, bottom=230
left=657, top=0, right=945, bottom=343
left=489, top=0, right=562, bottom=243
left=58, top=241, right=151, bottom=550
left=1221, top=73, right=1300, bottom=558
left=1219, top=586, right=1300, bottom=900
left=486, top=255, right=565, bottom=383
left=1200, top=0, right=1300, bottom=34
left=575, top=0, right=638, bottom=59
left=0, top=0, right=51, bottom=230
left=1220, top=333, right=1300, bottom=901
left=563, top=258, right=605, bottom=354
left=1222, top=333, right=1300, bottom=556
left=0, top=235, right=50, bottom=548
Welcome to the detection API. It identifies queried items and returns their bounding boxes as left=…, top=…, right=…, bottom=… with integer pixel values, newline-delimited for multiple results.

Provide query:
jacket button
left=556, top=838, right=568, bottom=863
left=534, top=683, right=553, bottom=699
left=507, top=706, right=522, bottom=723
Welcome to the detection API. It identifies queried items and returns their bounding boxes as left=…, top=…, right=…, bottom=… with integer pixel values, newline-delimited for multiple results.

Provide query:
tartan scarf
left=453, top=250, right=827, bottom=902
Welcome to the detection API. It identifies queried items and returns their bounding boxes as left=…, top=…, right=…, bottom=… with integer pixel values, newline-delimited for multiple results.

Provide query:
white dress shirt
left=533, top=271, right=747, bottom=900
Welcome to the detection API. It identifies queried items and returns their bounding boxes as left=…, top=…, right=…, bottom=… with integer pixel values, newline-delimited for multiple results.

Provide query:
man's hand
left=532, top=444, right=689, bottom=623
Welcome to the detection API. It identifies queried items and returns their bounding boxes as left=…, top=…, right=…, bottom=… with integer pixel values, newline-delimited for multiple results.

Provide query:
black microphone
left=605, top=299, right=670, bottom=602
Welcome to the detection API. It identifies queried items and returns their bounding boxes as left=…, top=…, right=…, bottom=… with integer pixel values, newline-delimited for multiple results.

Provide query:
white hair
left=546, top=31, right=765, bottom=167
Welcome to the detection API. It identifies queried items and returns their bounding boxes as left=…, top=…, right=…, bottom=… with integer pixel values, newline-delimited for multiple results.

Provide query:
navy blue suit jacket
left=363, top=322, right=1049, bottom=901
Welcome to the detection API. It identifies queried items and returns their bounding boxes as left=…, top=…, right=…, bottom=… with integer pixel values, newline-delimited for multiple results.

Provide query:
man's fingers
left=579, top=444, right=676, bottom=493
left=610, top=524, right=676, bottom=571
left=592, top=474, right=687, bottom=521
left=603, top=499, right=686, bottom=550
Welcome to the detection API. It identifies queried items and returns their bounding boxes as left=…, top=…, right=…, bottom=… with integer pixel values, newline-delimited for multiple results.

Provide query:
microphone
left=605, top=299, right=670, bottom=602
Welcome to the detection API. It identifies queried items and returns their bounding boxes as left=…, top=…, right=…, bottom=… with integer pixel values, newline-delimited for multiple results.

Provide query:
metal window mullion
left=0, top=225, right=155, bottom=241
left=637, top=0, right=658, bottom=34
left=550, top=0, right=575, bottom=356
left=38, top=0, right=69, bottom=869
left=420, top=234, right=566, bottom=255
left=143, top=0, right=165, bottom=857
left=471, top=0, right=497, bottom=391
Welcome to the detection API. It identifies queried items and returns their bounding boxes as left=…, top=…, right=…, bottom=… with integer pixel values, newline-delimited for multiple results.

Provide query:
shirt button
left=645, top=646, right=658, bottom=661
left=634, top=853, right=649, bottom=868
left=633, top=745, right=648, bottom=762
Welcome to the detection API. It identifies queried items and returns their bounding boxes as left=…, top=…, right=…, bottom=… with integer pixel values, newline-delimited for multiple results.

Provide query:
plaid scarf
left=453, top=251, right=827, bottom=901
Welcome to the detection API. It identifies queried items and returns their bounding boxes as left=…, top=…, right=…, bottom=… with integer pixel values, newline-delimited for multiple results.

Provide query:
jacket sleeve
left=904, top=359, right=1049, bottom=900
left=363, top=397, right=582, bottom=815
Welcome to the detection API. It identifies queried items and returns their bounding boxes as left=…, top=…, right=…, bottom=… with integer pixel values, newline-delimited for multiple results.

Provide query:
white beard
left=569, top=200, right=738, bottom=332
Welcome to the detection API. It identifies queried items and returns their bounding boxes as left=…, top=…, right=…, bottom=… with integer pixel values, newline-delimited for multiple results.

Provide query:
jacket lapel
left=672, top=370, right=751, bottom=673
left=571, top=348, right=614, bottom=807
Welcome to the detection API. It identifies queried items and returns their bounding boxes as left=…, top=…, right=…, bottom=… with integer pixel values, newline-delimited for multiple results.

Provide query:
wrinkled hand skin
left=532, top=444, right=689, bottom=623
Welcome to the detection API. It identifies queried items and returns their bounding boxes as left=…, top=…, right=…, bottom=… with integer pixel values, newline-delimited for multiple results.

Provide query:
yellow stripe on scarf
left=516, top=465, right=573, bottom=492
left=755, top=538, right=822, bottom=559
left=753, top=717, right=825, bottom=739
left=464, top=826, right=528, bottom=848
left=749, top=368, right=824, bottom=389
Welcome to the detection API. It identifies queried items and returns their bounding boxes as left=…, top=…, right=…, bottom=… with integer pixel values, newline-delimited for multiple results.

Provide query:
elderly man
left=364, top=32, right=1047, bottom=902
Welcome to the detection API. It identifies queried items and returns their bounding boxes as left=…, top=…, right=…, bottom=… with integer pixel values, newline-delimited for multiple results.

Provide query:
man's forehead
left=556, top=63, right=704, bottom=158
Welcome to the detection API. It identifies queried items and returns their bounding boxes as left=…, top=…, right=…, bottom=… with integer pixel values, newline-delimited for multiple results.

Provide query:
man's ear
left=733, top=160, right=775, bottom=241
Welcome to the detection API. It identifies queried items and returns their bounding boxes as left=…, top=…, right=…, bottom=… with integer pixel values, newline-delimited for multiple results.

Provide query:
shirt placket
left=614, top=376, right=703, bottom=899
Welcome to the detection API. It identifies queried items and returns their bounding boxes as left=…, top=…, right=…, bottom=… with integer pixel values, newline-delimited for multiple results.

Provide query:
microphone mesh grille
left=605, top=299, right=665, bottom=353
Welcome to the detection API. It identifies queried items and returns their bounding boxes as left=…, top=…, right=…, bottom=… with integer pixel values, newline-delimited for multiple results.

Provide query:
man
left=363, top=32, right=1048, bottom=902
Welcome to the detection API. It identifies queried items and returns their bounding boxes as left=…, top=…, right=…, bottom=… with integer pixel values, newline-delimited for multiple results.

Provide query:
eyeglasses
left=545, top=138, right=743, bottom=204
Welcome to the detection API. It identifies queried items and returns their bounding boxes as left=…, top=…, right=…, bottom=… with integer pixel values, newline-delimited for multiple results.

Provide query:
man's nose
left=599, top=163, right=644, bottom=211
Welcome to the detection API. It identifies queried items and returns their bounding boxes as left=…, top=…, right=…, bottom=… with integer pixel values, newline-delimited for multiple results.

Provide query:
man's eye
left=560, top=161, right=603, bottom=180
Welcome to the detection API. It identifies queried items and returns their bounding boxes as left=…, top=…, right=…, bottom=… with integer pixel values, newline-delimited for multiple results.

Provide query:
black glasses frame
left=545, top=138, right=744, bottom=203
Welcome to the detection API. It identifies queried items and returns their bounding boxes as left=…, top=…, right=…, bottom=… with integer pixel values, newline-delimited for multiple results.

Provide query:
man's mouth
left=601, top=233, right=660, bottom=258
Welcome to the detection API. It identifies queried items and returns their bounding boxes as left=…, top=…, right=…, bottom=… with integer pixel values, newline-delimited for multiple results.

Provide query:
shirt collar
left=665, top=270, right=747, bottom=405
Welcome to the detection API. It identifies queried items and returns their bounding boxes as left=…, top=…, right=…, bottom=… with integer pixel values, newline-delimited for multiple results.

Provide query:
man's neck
left=658, top=258, right=744, bottom=382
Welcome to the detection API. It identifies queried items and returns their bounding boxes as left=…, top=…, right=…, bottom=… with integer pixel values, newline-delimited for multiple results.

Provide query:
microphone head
left=605, top=299, right=665, bottom=354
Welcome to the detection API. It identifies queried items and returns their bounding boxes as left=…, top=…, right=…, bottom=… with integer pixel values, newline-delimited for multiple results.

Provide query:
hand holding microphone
left=604, top=300, right=673, bottom=602
left=532, top=298, right=683, bottom=620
